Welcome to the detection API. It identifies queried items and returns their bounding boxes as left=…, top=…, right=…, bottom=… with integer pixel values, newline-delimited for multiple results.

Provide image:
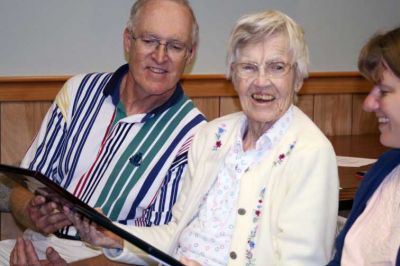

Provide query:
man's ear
left=123, top=28, right=132, bottom=56
left=185, top=44, right=197, bottom=66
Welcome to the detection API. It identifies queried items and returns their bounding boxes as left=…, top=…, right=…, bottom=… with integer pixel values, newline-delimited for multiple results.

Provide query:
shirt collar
left=237, top=105, right=294, bottom=152
left=103, top=64, right=184, bottom=119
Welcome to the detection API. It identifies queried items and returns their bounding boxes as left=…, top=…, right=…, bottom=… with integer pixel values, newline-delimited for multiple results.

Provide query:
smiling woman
left=329, top=26, right=400, bottom=266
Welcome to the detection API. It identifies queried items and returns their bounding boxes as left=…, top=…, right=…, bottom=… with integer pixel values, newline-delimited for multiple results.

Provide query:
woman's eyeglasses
left=233, top=61, right=293, bottom=79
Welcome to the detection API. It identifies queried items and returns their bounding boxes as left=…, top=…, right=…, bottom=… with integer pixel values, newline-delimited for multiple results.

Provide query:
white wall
left=0, top=0, right=399, bottom=76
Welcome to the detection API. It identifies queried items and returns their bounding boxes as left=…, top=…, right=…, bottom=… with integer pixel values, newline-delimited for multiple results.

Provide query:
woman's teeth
left=378, top=117, right=389, bottom=123
left=252, top=94, right=275, bottom=101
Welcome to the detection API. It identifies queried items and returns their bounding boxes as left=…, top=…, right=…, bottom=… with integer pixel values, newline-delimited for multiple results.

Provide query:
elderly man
left=2, top=0, right=205, bottom=265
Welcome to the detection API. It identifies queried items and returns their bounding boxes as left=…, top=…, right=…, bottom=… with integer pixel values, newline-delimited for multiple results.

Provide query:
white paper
left=336, top=156, right=377, bottom=167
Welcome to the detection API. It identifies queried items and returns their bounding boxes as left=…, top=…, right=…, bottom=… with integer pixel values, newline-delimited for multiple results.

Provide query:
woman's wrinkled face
left=363, top=65, right=400, bottom=148
left=232, top=33, right=299, bottom=131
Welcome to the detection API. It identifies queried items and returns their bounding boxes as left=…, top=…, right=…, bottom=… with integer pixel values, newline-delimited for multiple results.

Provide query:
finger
left=180, top=256, right=189, bottom=265
left=9, top=238, right=18, bottom=266
left=94, top=208, right=104, bottom=215
left=46, top=247, right=67, bottom=266
left=71, top=212, right=84, bottom=230
left=34, top=212, right=72, bottom=234
left=15, top=237, right=28, bottom=265
left=24, top=239, right=42, bottom=266
left=30, top=194, right=47, bottom=207
left=29, top=200, right=60, bottom=222
left=39, top=201, right=61, bottom=216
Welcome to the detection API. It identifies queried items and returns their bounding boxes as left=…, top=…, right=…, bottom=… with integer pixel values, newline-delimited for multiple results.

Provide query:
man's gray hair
left=127, top=0, right=199, bottom=47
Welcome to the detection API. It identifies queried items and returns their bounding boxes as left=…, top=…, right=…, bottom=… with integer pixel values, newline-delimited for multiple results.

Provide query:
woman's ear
left=294, top=79, right=303, bottom=93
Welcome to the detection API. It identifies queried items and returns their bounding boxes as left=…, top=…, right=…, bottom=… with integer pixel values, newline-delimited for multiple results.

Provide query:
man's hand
left=27, top=194, right=72, bottom=235
left=64, top=207, right=123, bottom=249
left=10, top=237, right=67, bottom=266
left=10, top=186, right=72, bottom=234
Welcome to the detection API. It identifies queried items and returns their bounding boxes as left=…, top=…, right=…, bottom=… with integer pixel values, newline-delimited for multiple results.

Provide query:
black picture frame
left=0, top=164, right=183, bottom=266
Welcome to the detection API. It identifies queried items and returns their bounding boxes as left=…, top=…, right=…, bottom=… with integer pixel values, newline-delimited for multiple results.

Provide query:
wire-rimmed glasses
left=233, top=61, right=293, bottom=79
left=131, top=33, right=192, bottom=60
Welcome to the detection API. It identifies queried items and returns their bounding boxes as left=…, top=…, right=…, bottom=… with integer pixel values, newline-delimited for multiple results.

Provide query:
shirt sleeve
left=20, top=81, right=71, bottom=183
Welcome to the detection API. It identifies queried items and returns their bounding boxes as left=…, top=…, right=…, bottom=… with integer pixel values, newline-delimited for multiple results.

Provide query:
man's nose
left=153, top=43, right=168, bottom=63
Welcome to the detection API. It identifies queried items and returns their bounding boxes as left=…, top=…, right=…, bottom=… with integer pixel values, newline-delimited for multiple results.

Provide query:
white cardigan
left=105, top=106, right=339, bottom=266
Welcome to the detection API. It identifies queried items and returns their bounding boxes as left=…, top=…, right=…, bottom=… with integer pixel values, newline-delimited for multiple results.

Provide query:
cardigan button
left=230, top=251, right=237, bottom=259
left=238, top=208, right=246, bottom=215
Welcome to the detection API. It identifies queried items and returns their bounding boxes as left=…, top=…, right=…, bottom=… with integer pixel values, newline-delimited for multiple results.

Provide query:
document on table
left=336, top=156, right=377, bottom=167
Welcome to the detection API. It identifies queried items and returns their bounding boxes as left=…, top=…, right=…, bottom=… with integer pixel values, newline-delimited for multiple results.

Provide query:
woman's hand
left=64, top=206, right=123, bottom=249
left=180, top=257, right=203, bottom=266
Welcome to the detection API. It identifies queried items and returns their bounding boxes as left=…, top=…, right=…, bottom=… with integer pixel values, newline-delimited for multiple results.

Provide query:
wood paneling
left=351, top=94, right=379, bottom=135
left=314, top=94, right=353, bottom=136
left=1, top=102, right=51, bottom=164
left=296, top=95, right=314, bottom=120
left=191, top=97, right=219, bottom=121
left=220, top=97, right=241, bottom=117
left=0, top=102, right=51, bottom=240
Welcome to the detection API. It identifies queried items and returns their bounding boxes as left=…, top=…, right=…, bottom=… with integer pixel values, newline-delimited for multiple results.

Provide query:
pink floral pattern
left=245, top=187, right=266, bottom=266
left=273, top=141, right=297, bottom=166
left=245, top=140, right=297, bottom=265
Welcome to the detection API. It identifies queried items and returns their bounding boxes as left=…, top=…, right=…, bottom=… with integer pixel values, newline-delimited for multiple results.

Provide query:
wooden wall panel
left=296, top=95, right=314, bottom=120
left=351, top=94, right=379, bottom=135
left=220, top=96, right=241, bottom=117
left=191, top=97, right=219, bottom=121
left=313, top=94, right=352, bottom=136
left=0, top=101, right=51, bottom=240
left=1, top=102, right=51, bottom=164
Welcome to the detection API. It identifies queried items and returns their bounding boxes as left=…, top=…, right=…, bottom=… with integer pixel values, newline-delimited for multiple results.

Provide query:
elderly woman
left=328, top=27, right=400, bottom=265
left=63, top=10, right=338, bottom=266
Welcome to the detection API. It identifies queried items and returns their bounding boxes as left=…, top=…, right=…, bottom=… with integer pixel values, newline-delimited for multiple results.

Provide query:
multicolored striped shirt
left=21, top=64, right=206, bottom=237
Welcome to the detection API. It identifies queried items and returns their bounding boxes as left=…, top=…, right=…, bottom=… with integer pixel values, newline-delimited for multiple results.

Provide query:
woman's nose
left=363, top=86, right=380, bottom=112
left=253, top=71, right=272, bottom=86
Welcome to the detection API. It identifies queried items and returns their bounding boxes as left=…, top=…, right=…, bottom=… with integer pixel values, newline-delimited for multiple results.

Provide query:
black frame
left=0, top=164, right=183, bottom=266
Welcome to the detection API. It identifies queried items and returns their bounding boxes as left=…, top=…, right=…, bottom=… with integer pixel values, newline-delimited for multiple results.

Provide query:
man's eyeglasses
left=233, top=61, right=293, bottom=79
left=131, top=33, right=191, bottom=60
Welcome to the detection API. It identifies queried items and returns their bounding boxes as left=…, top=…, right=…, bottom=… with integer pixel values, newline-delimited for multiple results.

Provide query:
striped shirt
left=21, top=64, right=206, bottom=237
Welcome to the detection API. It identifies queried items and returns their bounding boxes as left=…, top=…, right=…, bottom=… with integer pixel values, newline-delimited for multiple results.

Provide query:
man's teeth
left=252, top=94, right=275, bottom=101
left=378, top=117, right=389, bottom=123
left=149, top=67, right=166, bottom=73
